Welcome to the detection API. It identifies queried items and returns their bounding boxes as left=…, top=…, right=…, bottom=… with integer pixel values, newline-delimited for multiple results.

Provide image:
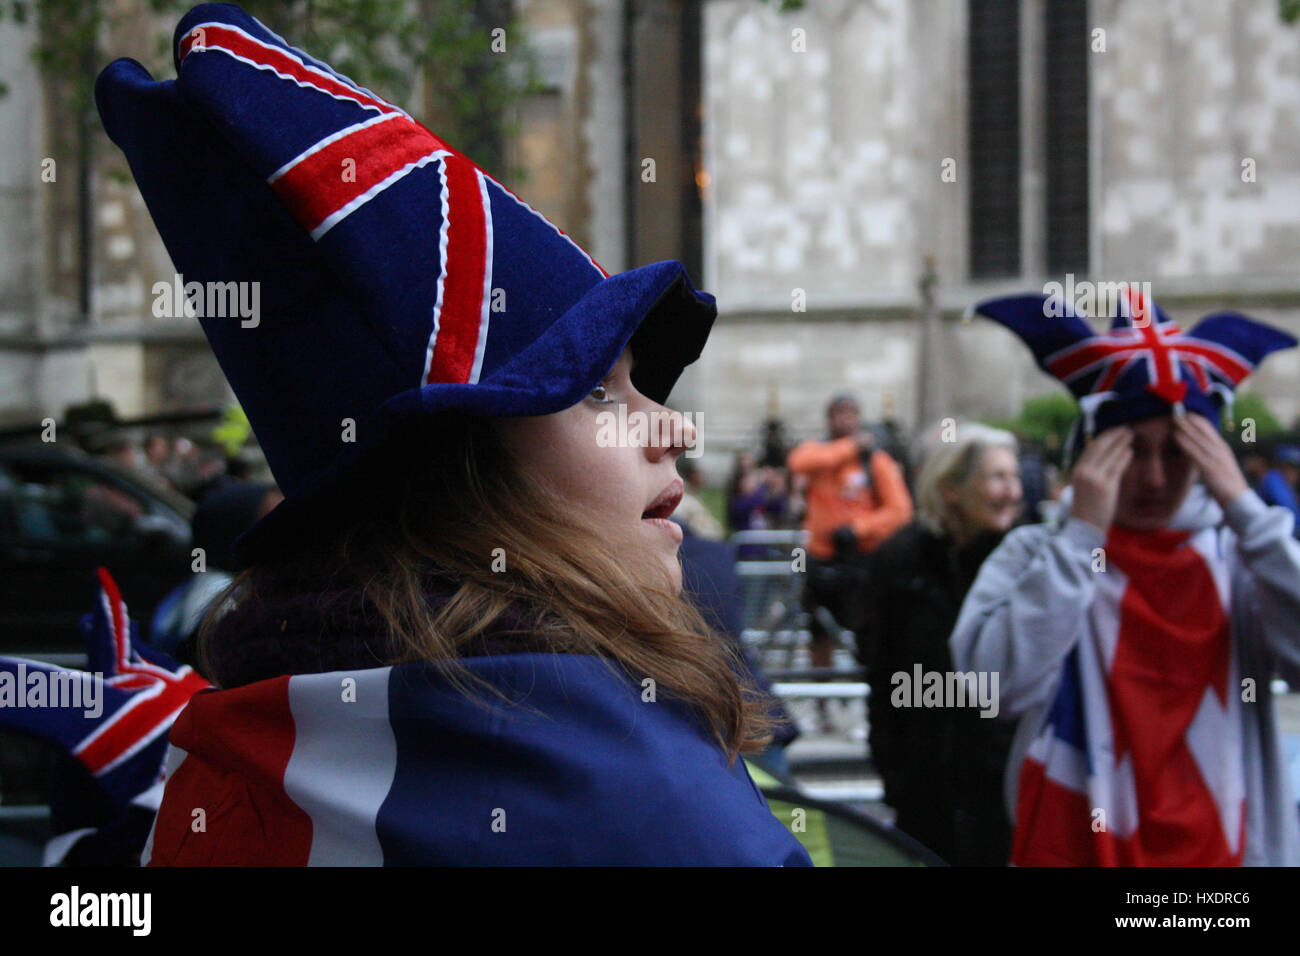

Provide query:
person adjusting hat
left=952, top=287, right=1300, bottom=866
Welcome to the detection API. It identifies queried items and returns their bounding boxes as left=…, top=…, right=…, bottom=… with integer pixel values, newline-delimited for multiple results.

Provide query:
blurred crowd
left=89, top=430, right=258, bottom=503
left=79, top=429, right=281, bottom=662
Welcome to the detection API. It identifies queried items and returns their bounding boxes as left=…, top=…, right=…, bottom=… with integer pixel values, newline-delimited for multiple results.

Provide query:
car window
left=7, top=465, right=149, bottom=546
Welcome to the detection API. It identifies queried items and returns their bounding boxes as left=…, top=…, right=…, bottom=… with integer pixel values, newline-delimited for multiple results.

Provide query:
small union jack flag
left=0, top=568, right=209, bottom=809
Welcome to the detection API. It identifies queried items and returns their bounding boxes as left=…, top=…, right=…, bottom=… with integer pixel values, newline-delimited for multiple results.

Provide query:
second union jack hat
left=94, top=3, right=715, bottom=559
left=971, top=286, right=1296, bottom=444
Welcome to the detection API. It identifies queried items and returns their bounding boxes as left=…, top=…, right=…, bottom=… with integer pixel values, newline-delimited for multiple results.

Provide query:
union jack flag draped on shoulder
left=0, top=568, right=208, bottom=810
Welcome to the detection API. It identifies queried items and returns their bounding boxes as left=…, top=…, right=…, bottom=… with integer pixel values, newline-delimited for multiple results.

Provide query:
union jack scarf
left=1011, top=494, right=1245, bottom=865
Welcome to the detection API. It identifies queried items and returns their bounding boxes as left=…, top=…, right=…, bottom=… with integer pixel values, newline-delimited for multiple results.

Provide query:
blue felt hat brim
left=384, top=259, right=714, bottom=419
left=232, top=260, right=715, bottom=565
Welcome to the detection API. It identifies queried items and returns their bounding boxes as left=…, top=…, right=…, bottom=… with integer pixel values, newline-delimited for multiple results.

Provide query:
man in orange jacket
left=787, top=394, right=914, bottom=682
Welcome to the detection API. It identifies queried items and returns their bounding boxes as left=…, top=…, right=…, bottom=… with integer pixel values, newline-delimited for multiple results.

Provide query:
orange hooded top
left=787, top=437, right=913, bottom=560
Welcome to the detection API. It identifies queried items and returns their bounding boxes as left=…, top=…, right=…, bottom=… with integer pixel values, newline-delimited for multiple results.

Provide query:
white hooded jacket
left=950, top=484, right=1300, bottom=865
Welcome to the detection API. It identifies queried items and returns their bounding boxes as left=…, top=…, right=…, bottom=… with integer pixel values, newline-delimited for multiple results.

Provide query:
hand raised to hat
left=1070, top=426, right=1133, bottom=534
left=1173, top=414, right=1249, bottom=510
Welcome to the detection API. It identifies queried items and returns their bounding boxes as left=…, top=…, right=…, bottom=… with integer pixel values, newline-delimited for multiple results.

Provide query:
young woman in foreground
left=96, top=3, right=809, bottom=866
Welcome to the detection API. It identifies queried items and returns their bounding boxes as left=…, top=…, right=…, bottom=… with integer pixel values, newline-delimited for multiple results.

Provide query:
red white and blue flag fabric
left=172, top=14, right=605, bottom=393
left=0, top=568, right=209, bottom=810
left=143, top=654, right=812, bottom=866
left=1011, top=525, right=1246, bottom=866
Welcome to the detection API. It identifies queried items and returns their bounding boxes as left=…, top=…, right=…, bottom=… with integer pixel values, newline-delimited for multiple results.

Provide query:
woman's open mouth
left=642, top=480, right=684, bottom=541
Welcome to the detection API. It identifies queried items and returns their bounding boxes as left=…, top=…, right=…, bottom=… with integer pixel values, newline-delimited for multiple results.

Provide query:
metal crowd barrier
left=732, top=528, right=864, bottom=697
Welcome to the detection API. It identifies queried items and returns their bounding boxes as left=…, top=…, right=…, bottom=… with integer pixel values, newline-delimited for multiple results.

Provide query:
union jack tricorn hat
left=971, top=287, right=1296, bottom=447
left=95, top=4, right=714, bottom=560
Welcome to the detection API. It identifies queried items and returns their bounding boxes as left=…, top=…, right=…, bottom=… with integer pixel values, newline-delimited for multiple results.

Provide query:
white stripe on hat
left=182, top=21, right=409, bottom=120
left=284, top=668, right=398, bottom=866
left=309, top=149, right=449, bottom=241
left=267, top=112, right=402, bottom=185
left=421, top=156, right=454, bottom=386
left=485, top=174, right=604, bottom=277
left=468, top=169, right=495, bottom=385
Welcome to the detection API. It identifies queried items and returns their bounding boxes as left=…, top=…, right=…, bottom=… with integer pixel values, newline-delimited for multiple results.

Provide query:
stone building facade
left=694, top=0, right=1300, bottom=465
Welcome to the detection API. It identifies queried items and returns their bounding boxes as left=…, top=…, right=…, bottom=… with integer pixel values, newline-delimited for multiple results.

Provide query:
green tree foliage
left=1232, top=391, right=1285, bottom=436
left=986, top=392, right=1079, bottom=451
left=0, top=0, right=101, bottom=107
left=2, top=0, right=541, bottom=174
left=986, top=389, right=1286, bottom=452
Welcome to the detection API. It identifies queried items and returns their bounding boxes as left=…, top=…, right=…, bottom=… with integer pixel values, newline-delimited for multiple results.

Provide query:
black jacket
left=856, top=520, right=1015, bottom=865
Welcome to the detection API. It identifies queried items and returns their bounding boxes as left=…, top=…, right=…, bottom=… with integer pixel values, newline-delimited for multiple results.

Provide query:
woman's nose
left=649, top=406, right=695, bottom=459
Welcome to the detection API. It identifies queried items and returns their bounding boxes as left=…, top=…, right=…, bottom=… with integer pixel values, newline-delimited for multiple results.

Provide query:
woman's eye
left=590, top=383, right=614, bottom=403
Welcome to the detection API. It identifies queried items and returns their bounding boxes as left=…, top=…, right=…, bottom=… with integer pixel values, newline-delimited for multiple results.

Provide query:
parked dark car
left=0, top=442, right=194, bottom=654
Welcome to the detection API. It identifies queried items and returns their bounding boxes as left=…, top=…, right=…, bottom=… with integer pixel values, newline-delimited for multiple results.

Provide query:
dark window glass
left=969, top=0, right=1022, bottom=278
left=1046, top=0, right=1090, bottom=274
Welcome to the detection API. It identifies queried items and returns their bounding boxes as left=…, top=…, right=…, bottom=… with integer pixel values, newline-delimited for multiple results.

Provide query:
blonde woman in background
left=857, top=422, right=1022, bottom=865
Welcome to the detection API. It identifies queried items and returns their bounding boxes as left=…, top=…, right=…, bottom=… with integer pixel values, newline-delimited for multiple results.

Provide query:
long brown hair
left=197, top=413, right=776, bottom=760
